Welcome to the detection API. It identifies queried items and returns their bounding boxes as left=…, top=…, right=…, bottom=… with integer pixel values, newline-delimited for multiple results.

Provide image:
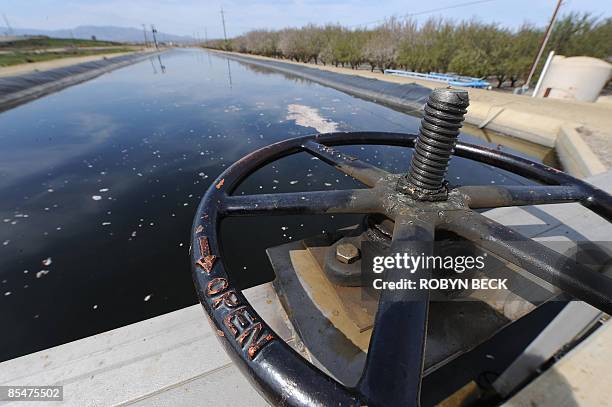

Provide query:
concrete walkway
left=504, top=320, right=612, bottom=407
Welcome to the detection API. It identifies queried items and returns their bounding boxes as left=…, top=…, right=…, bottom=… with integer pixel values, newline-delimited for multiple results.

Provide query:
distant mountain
left=0, top=25, right=196, bottom=44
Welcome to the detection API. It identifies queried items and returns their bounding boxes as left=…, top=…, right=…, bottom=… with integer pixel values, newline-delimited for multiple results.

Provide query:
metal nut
left=335, top=243, right=360, bottom=264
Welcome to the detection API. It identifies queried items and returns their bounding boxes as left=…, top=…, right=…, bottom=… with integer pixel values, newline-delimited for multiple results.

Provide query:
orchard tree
left=506, top=25, right=540, bottom=87
left=362, top=18, right=403, bottom=72
left=448, top=48, right=490, bottom=78
left=204, top=12, right=611, bottom=88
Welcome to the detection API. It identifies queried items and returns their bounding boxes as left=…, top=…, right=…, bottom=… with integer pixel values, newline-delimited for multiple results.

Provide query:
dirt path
left=0, top=49, right=148, bottom=77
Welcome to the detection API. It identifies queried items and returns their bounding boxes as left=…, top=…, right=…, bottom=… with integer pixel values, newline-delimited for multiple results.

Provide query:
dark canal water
left=0, top=49, right=535, bottom=361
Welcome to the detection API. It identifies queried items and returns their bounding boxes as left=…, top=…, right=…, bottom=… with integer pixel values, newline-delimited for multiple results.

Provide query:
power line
left=2, top=13, right=13, bottom=35
left=347, top=0, right=500, bottom=28
left=203, top=0, right=502, bottom=38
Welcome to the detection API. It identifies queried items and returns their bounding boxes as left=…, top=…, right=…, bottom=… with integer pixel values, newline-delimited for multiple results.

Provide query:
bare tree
left=204, top=13, right=610, bottom=88
left=362, top=18, right=403, bottom=72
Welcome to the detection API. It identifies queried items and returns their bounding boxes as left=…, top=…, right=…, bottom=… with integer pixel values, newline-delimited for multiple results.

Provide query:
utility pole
left=524, top=0, right=563, bottom=90
left=151, top=24, right=159, bottom=50
left=142, top=24, right=149, bottom=47
left=220, top=7, right=228, bottom=46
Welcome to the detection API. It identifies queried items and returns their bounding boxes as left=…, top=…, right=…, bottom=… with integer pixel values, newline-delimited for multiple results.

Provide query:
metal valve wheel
left=191, top=89, right=612, bottom=407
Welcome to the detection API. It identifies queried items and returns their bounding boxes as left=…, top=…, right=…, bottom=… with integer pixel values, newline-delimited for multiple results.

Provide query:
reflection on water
left=148, top=53, right=166, bottom=75
left=226, top=58, right=233, bottom=88
left=0, top=49, right=536, bottom=361
left=231, top=57, right=560, bottom=168
left=462, top=124, right=559, bottom=168
left=158, top=54, right=166, bottom=74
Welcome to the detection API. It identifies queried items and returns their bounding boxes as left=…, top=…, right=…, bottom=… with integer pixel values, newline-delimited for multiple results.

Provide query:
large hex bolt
left=397, top=88, right=469, bottom=200
left=336, top=243, right=361, bottom=264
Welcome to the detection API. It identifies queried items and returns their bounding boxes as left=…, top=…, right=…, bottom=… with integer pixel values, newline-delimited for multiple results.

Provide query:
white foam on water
left=286, top=104, right=339, bottom=133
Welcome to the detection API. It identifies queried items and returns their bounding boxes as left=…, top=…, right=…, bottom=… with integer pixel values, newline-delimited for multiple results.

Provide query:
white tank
left=535, top=56, right=611, bottom=102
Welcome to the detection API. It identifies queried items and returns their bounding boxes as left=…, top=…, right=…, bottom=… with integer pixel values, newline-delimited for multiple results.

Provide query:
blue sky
left=2, top=0, right=610, bottom=38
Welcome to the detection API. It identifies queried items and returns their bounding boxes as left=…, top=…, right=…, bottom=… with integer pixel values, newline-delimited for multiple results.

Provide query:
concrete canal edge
left=0, top=50, right=164, bottom=113
left=213, top=50, right=609, bottom=179
left=556, top=124, right=608, bottom=179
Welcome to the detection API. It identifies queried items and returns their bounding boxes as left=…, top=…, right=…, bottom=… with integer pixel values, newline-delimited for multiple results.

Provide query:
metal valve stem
left=398, top=88, right=469, bottom=200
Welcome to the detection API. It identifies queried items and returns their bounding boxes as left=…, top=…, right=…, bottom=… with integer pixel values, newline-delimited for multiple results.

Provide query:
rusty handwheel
left=191, top=89, right=612, bottom=407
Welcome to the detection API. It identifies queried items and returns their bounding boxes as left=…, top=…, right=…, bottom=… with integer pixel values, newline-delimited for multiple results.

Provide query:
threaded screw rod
left=398, top=88, right=469, bottom=199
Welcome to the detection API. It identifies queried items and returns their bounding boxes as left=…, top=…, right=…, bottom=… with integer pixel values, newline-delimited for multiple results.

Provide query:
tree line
left=204, top=12, right=611, bottom=88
